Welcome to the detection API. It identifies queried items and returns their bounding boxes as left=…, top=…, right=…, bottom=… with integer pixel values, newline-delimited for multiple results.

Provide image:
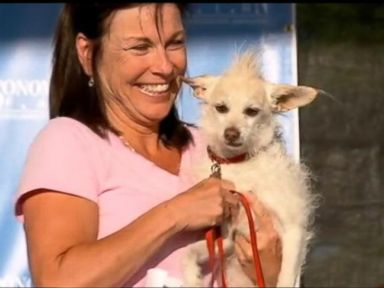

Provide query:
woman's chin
left=141, top=107, right=175, bottom=124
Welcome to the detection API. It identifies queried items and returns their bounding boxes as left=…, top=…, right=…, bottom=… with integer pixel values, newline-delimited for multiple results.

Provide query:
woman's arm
left=23, top=190, right=178, bottom=287
left=23, top=177, right=238, bottom=287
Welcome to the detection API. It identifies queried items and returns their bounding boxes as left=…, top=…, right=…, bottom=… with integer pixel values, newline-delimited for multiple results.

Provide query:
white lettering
left=0, top=79, right=48, bottom=98
left=0, top=79, right=49, bottom=117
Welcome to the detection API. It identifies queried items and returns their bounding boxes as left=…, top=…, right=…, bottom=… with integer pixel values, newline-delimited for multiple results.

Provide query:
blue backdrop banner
left=0, top=4, right=297, bottom=286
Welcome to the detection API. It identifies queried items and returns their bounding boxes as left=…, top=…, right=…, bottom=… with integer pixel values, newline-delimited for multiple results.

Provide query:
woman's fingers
left=226, top=192, right=282, bottom=287
left=173, top=176, right=243, bottom=229
left=234, top=212, right=282, bottom=287
left=252, top=196, right=273, bottom=222
left=234, top=233, right=252, bottom=263
left=234, top=233, right=258, bottom=284
left=221, top=189, right=240, bottom=222
left=243, top=192, right=278, bottom=230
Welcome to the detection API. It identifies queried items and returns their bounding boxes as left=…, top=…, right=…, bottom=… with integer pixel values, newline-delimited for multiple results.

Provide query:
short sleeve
left=15, top=117, right=106, bottom=217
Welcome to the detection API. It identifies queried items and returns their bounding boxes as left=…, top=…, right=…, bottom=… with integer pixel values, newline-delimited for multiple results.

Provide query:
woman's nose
left=150, top=48, right=174, bottom=76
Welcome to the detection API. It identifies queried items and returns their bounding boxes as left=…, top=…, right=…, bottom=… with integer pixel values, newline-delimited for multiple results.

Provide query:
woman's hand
left=234, top=196, right=282, bottom=287
left=166, top=177, right=239, bottom=232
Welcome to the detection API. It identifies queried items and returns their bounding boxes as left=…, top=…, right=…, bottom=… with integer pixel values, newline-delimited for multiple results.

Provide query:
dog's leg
left=182, top=240, right=207, bottom=287
left=183, top=224, right=235, bottom=287
left=276, top=227, right=307, bottom=287
left=225, top=256, right=255, bottom=287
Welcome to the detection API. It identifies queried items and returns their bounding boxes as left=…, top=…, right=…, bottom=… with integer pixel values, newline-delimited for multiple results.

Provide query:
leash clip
left=210, top=161, right=222, bottom=178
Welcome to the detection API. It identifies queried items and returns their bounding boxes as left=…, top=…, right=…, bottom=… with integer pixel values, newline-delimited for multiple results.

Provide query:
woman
left=15, top=3, right=281, bottom=287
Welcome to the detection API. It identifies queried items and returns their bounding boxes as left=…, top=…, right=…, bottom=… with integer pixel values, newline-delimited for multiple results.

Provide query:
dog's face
left=185, top=75, right=272, bottom=155
left=183, top=52, right=319, bottom=157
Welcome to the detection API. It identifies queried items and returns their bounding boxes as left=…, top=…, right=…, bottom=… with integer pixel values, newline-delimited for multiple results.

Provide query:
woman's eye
left=131, top=44, right=150, bottom=51
left=172, top=39, right=185, bottom=46
left=215, top=104, right=229, bottom=113
left=167, top=39, right=186, bottom=50
left=244, top=107, right=260, bottom=117
left=122, top=43, right=151, bottom=54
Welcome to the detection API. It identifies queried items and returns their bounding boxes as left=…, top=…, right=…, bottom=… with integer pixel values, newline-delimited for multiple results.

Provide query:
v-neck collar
left=109, top=131, right=186, bottom=177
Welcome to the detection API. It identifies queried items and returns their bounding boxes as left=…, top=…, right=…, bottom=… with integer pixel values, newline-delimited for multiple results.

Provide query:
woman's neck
left=112, top=115, right=182, bottom=175
left=105, top=102, right=181, bottom=175
left=106, top=104, right=160, bottom=144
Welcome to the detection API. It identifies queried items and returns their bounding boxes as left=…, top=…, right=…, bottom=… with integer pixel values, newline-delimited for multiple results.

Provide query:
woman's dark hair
left=49, top=3, right=192, bottom=148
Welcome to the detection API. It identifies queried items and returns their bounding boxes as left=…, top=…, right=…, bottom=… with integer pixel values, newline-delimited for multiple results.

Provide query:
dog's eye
left=244, top=107, right=260, bottom=117
left=215, top=104, right=229, bottom=113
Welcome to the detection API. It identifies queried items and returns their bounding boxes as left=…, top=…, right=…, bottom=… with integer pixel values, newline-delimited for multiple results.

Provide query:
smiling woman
left=75, top=4, right=188, bottom=172
left=93, top=5, right=187, bottom=124
left=14, top=3, right=282, bottom=287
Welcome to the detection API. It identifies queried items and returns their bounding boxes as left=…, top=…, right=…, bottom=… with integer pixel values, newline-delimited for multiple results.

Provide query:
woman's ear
left=75, top=33, right=93, bottom=76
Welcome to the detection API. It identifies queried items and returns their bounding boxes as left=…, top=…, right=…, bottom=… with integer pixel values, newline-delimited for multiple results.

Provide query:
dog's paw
left=183, top=267, right=204, bottom=287
left=182, top=247, right=205, bottom=287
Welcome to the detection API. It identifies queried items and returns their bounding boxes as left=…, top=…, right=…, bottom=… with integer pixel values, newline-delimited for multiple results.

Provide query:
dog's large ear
left=181, top=75, right=219, bottom=100
left=269, top=84, right=320, bottom=112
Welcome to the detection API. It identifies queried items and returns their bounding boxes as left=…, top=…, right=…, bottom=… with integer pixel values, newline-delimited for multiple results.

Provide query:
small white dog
left=182, top=49, right=320, bottom=287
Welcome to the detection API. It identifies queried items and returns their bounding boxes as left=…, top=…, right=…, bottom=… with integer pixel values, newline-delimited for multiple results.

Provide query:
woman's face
left=98, top=4, right=187, bottom=128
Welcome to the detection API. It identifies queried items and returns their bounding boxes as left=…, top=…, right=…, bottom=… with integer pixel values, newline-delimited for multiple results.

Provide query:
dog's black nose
left=224, top=127, right=240, bottom=142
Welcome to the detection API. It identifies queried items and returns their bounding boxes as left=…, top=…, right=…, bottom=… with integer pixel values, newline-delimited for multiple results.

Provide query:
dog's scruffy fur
left=181, top=49, right=320, bottom=287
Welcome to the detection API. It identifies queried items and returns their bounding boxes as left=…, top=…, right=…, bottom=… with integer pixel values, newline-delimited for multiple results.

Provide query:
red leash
left=234, top=191, right=265, bottom=288
left=206, top=147, right=265, bottom=287
left=205, top=192, right=265, bottom=288
left=205, top=227, right=225, bottom=287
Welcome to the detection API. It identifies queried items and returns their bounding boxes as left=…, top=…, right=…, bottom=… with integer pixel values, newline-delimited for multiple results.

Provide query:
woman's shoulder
left=184, top=124, right=207, bottom=157
left=16, top=118, right=107, bottom=217
left=26, top=117, right=114, bottom=167
left=35, top=116, right=106, bottom=146
left=184, top=123, right=204, bottom=144
left=42, top=116, right=95, bottom=135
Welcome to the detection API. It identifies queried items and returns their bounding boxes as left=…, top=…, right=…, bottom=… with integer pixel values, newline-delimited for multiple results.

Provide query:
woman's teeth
left=138, top=84, right=170, bottom=96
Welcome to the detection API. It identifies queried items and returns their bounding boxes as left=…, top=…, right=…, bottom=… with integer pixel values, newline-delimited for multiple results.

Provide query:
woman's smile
left=137, top=83, right=170, bottom=97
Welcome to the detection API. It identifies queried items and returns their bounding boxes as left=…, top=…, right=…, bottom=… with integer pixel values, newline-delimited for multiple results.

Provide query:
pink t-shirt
left=15, top=116, right=208, bottom=287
